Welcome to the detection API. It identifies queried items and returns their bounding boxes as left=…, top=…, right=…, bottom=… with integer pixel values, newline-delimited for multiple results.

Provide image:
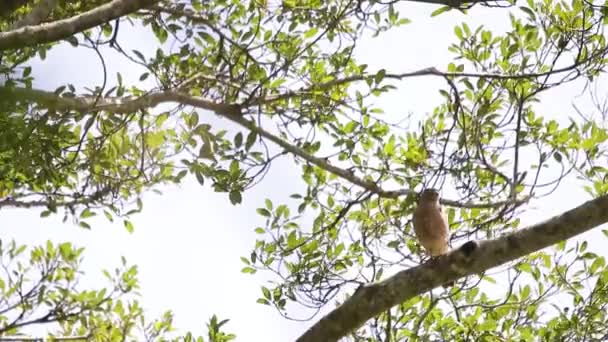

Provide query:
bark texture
left=0, top=0, right=159, bottom=50
left=296, top=194, right=608, bottom=342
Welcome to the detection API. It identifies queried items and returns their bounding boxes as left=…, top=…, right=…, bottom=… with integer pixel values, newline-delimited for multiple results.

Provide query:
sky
left=1, top=2, right=607, bottom=341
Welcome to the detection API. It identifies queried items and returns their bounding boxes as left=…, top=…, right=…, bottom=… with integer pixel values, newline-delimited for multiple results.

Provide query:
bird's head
left=419, top=188, right=440, bottom=202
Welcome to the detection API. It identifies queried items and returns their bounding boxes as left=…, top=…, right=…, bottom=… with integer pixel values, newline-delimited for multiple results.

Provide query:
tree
left=1, top=0, right=608, bottom=341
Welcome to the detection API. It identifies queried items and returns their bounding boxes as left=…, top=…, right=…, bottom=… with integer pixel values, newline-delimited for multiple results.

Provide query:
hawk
left=412, top=188, right=453, bottom=287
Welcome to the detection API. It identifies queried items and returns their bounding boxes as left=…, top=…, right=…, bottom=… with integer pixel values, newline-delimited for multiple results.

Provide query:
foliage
left=1, top=0, right=608, bottom=340
left=0, top=238, right=235, bottom=341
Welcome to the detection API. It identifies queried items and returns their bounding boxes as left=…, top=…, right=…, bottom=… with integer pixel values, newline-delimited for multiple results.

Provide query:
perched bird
left=412, top=188, right=453, bottom=287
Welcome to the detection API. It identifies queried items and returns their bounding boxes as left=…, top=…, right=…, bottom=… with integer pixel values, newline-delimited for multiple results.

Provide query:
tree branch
left=0, top=0, right=160, bottom=50
left=223, top=107, right=530, bottom=208
left=0, top=187, right=111, bottom=210
left=1, top=85, right=527, bottom=209
left=253, top=59, right=606, bottom=107
left=0, top=336, right=90, bottom=341
left=296, top=194, right=608, bottom=342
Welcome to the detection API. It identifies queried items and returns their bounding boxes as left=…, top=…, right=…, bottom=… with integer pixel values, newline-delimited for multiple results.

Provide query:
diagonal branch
left=0, top=0, right=160, bottom=50
left=222, top=105, right=528, bottom=209
left=296, top=194, right=608, bottom=342
left=1, top=85, right=527, bottom=209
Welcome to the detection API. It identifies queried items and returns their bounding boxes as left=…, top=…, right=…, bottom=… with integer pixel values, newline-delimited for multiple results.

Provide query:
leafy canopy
left=1, top=0, right=608, bottom=340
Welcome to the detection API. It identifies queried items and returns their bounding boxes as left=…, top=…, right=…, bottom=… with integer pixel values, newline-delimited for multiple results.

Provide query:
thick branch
left=1, top=85, right=525, bottom=209
left=296, top=194, right=608, bottom=342
left=0, top=0, right=160, bottom=50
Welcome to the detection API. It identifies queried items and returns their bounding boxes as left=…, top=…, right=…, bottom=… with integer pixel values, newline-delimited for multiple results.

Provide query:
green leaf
left=261, top=286, right=271, bottom=299
left=65, top=36, right=79, bottom=46
left=383, top=135, right=395, bottom=155
left=375, top=69, right=386, bottom=84
left=265, top=199, right=273, bottom=210
left=245, top=131, right=257, bottom=150
left=103, top=210, right=114, bottom=222
left=454, top=26, right=463, bottom=40
left=234, top=132, right=243, bottom=148
left=229, top=160, right=240, bottom=176
left=229, top=191, right=242, bottom=205
left=80, top=208, right=95, bottom=219
left=124, top=220, right=135, bottom=233
left=304, top=27, right=318, bottom=39
left=241, top=267, right=257, bottom=274
left=269, top=78, right=286, bottom=89
left=195, top=171, right=205, bottom=186
left=553, top=151, right=562, bottom=163
left=59, top=242, right=72, bottom=259
left=257, top=208, right=271, bottom=217
left=133, top=49, right=145, bottom=62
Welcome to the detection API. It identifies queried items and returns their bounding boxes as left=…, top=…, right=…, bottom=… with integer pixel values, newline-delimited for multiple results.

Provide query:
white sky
left=1, top=2, right=606, bottom=341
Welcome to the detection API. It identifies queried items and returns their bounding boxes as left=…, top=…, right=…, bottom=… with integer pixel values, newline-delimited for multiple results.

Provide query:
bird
left=412, top=188, right=454, bottom=287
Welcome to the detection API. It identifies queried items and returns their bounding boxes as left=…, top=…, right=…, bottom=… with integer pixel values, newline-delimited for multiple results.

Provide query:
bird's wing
left=413, top=206, right=443, bottom=240
left=412, top=206, right=428, bottom=238
left=414, top=205, right=450, bottom=255
left=438, top=206, right=450, bottom=242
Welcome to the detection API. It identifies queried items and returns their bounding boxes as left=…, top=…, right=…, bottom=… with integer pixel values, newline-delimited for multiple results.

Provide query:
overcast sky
left=1, top=3, right=606, bottom=341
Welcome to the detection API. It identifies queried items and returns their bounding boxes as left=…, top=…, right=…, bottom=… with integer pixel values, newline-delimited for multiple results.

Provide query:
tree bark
left=296, top=194, right=608, bottom=342
left=0, top=0, right=160, bottom=51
